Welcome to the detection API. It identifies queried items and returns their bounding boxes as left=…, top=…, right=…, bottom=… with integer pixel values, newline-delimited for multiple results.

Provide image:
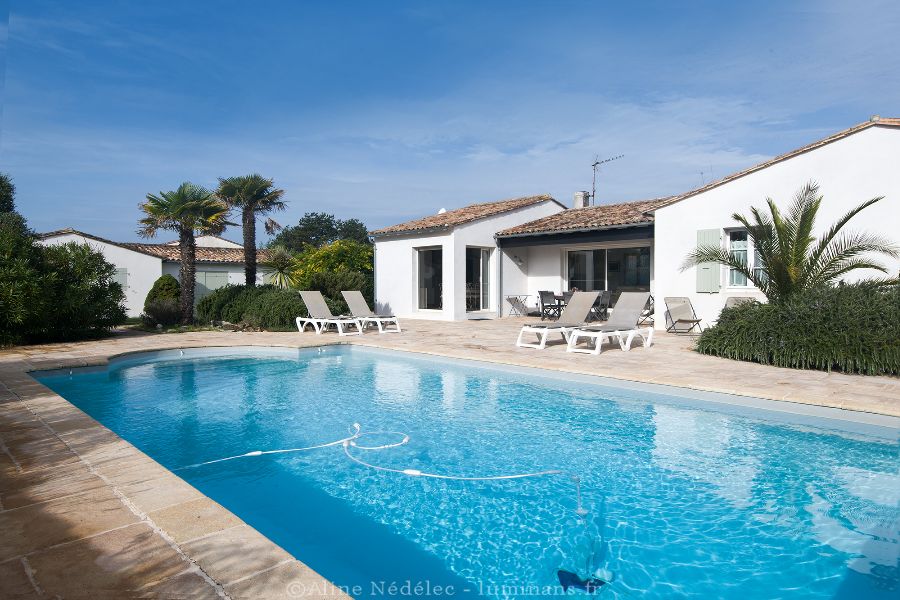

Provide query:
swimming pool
left=36, top=346, right=899, bottom=599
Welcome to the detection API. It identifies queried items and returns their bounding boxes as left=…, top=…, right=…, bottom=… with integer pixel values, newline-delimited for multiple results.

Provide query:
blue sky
left=1, top=0, right=898, bottom=242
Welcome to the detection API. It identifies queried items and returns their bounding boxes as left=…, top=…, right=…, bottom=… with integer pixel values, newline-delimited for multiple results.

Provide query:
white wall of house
left=653, top=124, right=900, bottom=329
left=374, top=200, right=564, bottom=320
left=38, top=233, right=163, bottom=317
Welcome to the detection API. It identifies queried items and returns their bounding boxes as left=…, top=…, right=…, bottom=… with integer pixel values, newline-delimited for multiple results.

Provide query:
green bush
left=302, top=270, right=373, bottom=314
left=696, top=284, right=900, bottom=375
left=0, top=213, right=47, bottom=344
left=32, top=242, right=127, bottom=341
left=144, top=274, right=180, bottom=311
left=243, top=289, right=307, bottom=330
left=142, top=299, right=181, bottom=327
left=196, top=284, right=244, bottom=323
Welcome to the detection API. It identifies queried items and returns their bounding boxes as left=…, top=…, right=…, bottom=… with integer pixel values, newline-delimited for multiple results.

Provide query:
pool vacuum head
left=557, top=570, right=608, bottom=593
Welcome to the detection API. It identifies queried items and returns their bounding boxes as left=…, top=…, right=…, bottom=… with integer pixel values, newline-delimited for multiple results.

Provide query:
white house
left=372, top=117, right=900, bottom=327
left=38, top=230, right=270, bottom=317
left=370, top=195, right=565, bottom=320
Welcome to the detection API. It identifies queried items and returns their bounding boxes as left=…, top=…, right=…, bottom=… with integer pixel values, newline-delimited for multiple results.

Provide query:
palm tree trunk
left=243, top=207, right=256, bottom=286
left=179, top=226, right=197, bottom=324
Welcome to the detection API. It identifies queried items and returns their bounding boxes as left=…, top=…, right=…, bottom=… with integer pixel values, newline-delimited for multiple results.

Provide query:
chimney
left=573, top=191, right=591, bottom=208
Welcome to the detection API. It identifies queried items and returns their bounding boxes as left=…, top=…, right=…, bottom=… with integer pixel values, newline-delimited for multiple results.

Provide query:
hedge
left=696, top=284, right=900, bottom=375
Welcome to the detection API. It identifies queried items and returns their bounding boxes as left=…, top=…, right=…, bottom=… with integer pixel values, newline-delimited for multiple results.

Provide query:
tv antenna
left=591, top=154, right=624, bottom=206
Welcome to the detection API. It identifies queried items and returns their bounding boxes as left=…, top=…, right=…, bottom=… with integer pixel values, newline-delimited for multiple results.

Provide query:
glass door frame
left=465, top=246, right=492, bottom=312
left=563, top=240, right=652, bottom=295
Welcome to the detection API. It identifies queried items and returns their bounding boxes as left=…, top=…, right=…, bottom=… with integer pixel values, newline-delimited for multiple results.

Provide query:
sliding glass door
left=417, top=247, right=442, bottom=310
left=567, top=246, right=650, bottom=299
left=465, top=247, right=491, bottom=312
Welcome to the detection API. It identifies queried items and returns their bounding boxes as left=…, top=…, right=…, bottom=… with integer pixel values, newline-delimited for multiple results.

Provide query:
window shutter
left=113, top=268, right=128, bottom=289
left=695, top=229, right=721, bottom=293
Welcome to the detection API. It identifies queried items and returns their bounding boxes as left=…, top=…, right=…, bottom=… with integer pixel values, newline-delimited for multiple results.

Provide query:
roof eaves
left=496, top=221, right=654, bottom=239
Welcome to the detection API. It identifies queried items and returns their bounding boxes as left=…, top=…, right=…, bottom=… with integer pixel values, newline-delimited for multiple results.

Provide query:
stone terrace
left=1, top=319, right=898, bottom=598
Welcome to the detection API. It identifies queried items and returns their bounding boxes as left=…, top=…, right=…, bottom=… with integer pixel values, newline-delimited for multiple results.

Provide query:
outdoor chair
left=664, top=297, right=704, bottom=334
left=589, top=290, right=612, bottom=322
left=539, top=290, right=561, bottom=320
left=567, top=292, right=654, bottom=355
left=341, top=290, right=401, bottom=333
left=724, top=296, right=756, bottom=309
left=297, top=291, right=363, bottom=336
left=638, top=294, right=654, bottom=326
left=516, top=291, right=599, bottom=350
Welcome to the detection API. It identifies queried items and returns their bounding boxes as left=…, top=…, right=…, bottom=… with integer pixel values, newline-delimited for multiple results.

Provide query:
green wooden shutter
left=112, top=268, right=128, bottom=289
left=194, top=272, right=230, bottom=305
left=695, top=229, right=721, bottom=293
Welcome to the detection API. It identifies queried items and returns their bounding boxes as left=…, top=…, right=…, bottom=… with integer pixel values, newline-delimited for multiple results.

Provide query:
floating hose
left=174, top=423, right=363, bottom=470
left=176, top=424, right=565, bottom=483
left=342, top=431, right=564, bottom=481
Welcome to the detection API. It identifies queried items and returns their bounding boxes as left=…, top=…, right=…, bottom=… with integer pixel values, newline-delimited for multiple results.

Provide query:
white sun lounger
left=341, top=290, right=401, bottom=333
left=297, top=290, right=363, bottom=336
left=566, top=292, right=653, bottom=355
left=516, top=291, right=600, bottom=349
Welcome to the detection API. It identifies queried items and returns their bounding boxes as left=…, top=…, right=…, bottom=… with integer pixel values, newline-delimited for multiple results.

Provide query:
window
left=728, top=231, right=749, bottom=286
left=567, top=249, right=606, bottom=291
left=417, top=248, right=442, bottom=310
left=465, top=247, right=491, bottom=311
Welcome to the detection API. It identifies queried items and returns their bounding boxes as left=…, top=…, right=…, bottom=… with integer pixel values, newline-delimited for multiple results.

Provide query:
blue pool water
left=37, top=346, right=899, bottom=599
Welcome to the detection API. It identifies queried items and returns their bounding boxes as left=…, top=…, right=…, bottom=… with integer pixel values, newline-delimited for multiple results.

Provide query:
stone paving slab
left=0, top=319, right=897, bottom=598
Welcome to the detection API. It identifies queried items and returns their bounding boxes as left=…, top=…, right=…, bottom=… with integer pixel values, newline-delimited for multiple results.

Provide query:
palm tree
left=261, top=246, right=299, bottom=288
left=216, top=174, right=286, bottom=286
left=682, top=182, right=897, bottom=303
left=138, top=182, right=231, bottom=324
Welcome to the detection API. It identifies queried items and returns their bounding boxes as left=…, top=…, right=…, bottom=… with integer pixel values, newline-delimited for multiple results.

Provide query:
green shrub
left=144, top=274, right=180, bottom=311
left=196, top=284, right=244, bottom=323
left=0, top=213, right=46, bottom=344
left=696, top=284, right=900, bottom=375
left=302, top=270, right=373, bottom=314
left=34, top=242, right=127, bottom=341
left=142, top=299, right=181, bottom=327
left=243, top=289, right=307, bottom=330
left=220, top=285, right=277, bottom=323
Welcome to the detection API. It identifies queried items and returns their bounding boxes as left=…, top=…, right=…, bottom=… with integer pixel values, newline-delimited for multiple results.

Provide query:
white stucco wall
left=653, top=124, right=900, bottom=329
left=38, top=233, right=163, bottom=317
left=373, top=200, right=564, bottom=320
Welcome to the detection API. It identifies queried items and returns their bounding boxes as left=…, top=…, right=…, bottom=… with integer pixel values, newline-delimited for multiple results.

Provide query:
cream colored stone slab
left=139, top=570, right=222, bottom=599
left=0, top=559, right=41, bottom=598
left=0, top=459, right=106, bottom=509
left=149, top=497, right=243, bottom=544
left=4, top=434, right=80, bottom=474
left=182, top=524, right=294, bottom=586
left=0, top=486, right=139, bottom=561
left=226, top=560, right=350, bottom=600
left=120, top=473, right=204, bottom=514
left=26, top=522, right=189, bottom=597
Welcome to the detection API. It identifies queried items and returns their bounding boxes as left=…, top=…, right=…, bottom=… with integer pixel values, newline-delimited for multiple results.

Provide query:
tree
left=0, top=173, right=15, bottom=213
left=261, top=246, right=299, bottom=288
left=270, top=212, right=371, bottom=252
left=682, top=182, right=898, bottom=303
left=216, top=174, right=286, bottom=286
left=138, top=183, right=231, bottom=324
left=336, top=218, right=370, bottom=245
left=293, top=239, right=374, bottom=283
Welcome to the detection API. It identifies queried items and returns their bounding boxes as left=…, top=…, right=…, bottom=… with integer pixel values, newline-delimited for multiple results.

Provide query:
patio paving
left=0, top=318, right=897, bottom=598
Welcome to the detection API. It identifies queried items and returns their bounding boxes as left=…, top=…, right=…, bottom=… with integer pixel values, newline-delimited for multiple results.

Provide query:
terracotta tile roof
left=495, top=197, right=672, bottom=237
left=370, top=194, right=563, bottom=236
left=39, top=228, right=266, bottom=264
left=651, top=116, right=900, bottom=211
left=121, top=243, right=269, bottom=264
